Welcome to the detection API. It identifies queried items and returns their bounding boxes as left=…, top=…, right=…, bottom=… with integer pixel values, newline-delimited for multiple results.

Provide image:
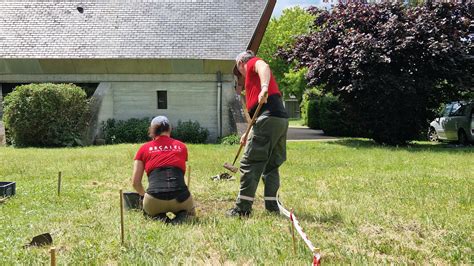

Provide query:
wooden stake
left=50, top=247, right=56, bottom=266
left=290, top=209, right=297, bottom=255
left=186, top=165, right=191, bottom=189
left=57, top=172, right=62, bottom=196
left=119, top=189, right=124, bottom=245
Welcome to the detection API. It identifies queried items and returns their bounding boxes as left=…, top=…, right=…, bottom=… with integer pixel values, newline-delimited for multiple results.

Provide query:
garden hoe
left=223, top=91, right=268, bottom=173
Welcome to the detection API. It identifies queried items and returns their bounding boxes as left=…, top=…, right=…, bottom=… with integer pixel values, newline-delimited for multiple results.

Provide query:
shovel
left=223, top=91, right=267, bottom=173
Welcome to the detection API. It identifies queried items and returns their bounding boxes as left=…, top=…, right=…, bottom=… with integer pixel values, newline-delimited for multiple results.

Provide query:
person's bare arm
left=254, top=60, right=271, bottom=103
left=132, top=160, right=146, bottom=196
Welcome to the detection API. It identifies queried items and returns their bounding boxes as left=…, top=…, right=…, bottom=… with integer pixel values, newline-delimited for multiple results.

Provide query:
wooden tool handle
left=232, top=91, right=268, bottom=165
left=119, top=189, right=124, bottom=245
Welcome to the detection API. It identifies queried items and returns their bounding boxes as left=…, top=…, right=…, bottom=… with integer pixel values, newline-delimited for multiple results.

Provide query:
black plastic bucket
left=123, top=192, right=142, bottom=210
left=0, top=182, right=16, bottom=198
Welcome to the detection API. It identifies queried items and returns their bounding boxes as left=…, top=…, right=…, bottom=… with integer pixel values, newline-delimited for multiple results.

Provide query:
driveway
left=287, top=126, right=338, bottom=141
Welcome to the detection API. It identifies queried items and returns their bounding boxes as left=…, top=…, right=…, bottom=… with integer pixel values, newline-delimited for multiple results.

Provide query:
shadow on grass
left=328, top=139, right=474, bottom=154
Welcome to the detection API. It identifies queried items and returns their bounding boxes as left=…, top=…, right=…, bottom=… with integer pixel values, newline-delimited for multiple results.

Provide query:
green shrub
left=319, top=95, right=347, bottom=136
left=281, top=3, right=472, bottom=145
left=3, top=83, right=90, bottom=147
left=306, top=99, right=319, bottom=129
left=300, top=91, right=361, bottom=137
left=300, top=88, right=321, bottom=128
left=319, top=94, right=368, bottom=137
left=172, top=120, right=209, bottom=144
left=101, top=118, right=150, bottom=144
left=219, top=134, right=239, bottom=145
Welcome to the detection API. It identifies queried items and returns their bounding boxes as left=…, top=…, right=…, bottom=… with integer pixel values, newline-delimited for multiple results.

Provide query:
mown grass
left=0, top=140, right=472, bottom=264
left=288, top=118, right=305, bottom=127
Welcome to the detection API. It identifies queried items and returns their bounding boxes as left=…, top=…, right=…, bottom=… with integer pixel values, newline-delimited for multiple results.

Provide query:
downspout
left=0, top=83, right=4, bottom=145
left=217, top=71, right=223, bottom=138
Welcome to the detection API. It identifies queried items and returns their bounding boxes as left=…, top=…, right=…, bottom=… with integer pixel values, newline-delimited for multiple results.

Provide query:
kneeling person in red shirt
left=131, top=116, right=195, bottom=217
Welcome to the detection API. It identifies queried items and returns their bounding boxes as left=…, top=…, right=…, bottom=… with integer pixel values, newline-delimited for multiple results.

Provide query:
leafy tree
left=280, top=2, right=473, bottom=145
left=258, top=7, right=314, bottom=100
left=280, top=68, right=308, bottom=101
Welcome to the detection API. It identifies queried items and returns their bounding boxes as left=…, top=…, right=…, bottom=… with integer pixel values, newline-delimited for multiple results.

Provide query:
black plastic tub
left=0, top=182, right=16, bottom=198
left=123, top=192, right=142, bottom=210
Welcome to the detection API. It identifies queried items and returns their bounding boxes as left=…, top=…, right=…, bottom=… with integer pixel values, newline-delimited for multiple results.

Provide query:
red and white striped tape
left=277, top=194, right=321, bottom=266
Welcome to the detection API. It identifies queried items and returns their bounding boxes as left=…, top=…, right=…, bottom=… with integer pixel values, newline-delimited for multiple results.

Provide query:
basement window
left=157, top=91, right=167, bottom=109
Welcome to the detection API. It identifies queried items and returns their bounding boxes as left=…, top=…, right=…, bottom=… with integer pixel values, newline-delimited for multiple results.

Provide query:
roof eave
left=233, top=0, right=276, bottom=79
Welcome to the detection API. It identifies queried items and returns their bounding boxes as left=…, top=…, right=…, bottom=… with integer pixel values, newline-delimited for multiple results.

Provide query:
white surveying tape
left=277, top=194, right=321, bottom=265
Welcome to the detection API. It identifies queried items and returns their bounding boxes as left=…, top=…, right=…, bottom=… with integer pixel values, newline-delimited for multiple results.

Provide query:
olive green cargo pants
left=235, top=115, right=289, bottom=212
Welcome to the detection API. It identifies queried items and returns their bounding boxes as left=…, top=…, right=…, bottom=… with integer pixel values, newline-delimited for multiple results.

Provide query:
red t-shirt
left=245, top=57, right=282, bottom=111
left=134, top=136, right=188, bottom=176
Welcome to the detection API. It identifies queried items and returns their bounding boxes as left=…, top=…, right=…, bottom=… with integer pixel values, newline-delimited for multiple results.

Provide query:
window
left=441, top=103, right=453, bottom=117
left=157, top=91, right=167, bottom=109
left=449, top=102, right=466, bottom=117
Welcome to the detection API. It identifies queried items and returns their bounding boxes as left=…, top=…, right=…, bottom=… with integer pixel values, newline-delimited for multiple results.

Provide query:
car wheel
left=458, top=130, right=468, bottom=145
left=428, top=127, right=439, bottom=142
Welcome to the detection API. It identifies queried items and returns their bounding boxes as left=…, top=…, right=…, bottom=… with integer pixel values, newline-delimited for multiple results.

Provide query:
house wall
left=0, top=73, right=237, bottom=143
left=0, top=58, right=240, bottom=143
left=95, top=78, right=235, bottom=142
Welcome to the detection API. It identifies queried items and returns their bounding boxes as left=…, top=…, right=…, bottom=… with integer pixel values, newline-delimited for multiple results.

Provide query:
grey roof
left=0, top=0, right=267, bottom=60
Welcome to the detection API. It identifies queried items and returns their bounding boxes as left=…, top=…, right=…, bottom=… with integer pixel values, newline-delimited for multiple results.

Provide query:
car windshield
left=442, top=103, right=453, bottom=117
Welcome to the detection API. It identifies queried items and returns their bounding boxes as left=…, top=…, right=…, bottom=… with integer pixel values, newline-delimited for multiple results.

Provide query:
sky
left=272, top=0, right=331, bottom=17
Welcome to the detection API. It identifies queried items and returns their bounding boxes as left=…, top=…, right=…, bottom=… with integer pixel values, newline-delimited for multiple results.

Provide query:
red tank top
left=134, top=136, right=187, bottom=176
left=244, top=57, right=281, bottom=111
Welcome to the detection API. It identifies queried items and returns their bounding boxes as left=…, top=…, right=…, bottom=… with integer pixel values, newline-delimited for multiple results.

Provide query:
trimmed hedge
left=300, top=88, right=321, bottom=129
left=101, top=118, right=210, bottom=144
left=101, top=118, right=150, bottom=144
left=306, top=99, right=319, bottom=129
left=300, top=90, right=358, bottom=136
left=319, top=95, right=353, bottom=136
left=2, top=83, right=90, bottom=147
left=172, top=120, right=209, bottom=144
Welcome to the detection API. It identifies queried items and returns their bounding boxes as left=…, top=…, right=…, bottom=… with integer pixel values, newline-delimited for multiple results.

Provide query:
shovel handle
left=232, top=91, right=268, bottom=165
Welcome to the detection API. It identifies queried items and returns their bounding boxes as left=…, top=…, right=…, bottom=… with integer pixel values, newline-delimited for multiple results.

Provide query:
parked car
left=428, top=101, right=474, bottom=144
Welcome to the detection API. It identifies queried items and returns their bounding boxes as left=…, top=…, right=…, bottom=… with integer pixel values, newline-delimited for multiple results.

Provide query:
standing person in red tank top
left=227, top=50, right=289, bottom=217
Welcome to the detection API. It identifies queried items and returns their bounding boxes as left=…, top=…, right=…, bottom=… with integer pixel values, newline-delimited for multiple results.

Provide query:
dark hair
left=148, top=122, right=170, bottom=138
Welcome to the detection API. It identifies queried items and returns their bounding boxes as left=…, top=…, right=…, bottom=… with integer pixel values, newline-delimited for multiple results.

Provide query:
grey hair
left=236, top=50, right=255, bottom=64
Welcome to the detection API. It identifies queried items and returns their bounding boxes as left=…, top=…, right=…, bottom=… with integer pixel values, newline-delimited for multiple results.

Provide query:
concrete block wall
left=94, top=75, right=236, bottom=142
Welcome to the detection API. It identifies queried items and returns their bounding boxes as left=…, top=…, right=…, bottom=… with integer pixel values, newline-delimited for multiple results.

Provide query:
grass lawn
left=288, top=118, right=305, bottom=127
left=0, top=140, right=472, bottom=264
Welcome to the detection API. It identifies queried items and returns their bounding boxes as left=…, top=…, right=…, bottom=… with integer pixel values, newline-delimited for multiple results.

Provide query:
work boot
left=226, top=207, right=251, bottom=218
left=266, top=208, right=280, bottom=215
left=169, top=210, right=188, bottom=225
left=265, top=200, right=280, bottom=214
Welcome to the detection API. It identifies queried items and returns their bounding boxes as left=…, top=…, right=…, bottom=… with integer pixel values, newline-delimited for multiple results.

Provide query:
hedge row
left=101, top=118, right=209, bottom=144
left=301, top=91, right=357, bottom=137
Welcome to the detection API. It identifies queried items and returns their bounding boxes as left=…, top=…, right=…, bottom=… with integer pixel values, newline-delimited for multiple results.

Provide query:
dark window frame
left=157, top=90, right=167, bottom=109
